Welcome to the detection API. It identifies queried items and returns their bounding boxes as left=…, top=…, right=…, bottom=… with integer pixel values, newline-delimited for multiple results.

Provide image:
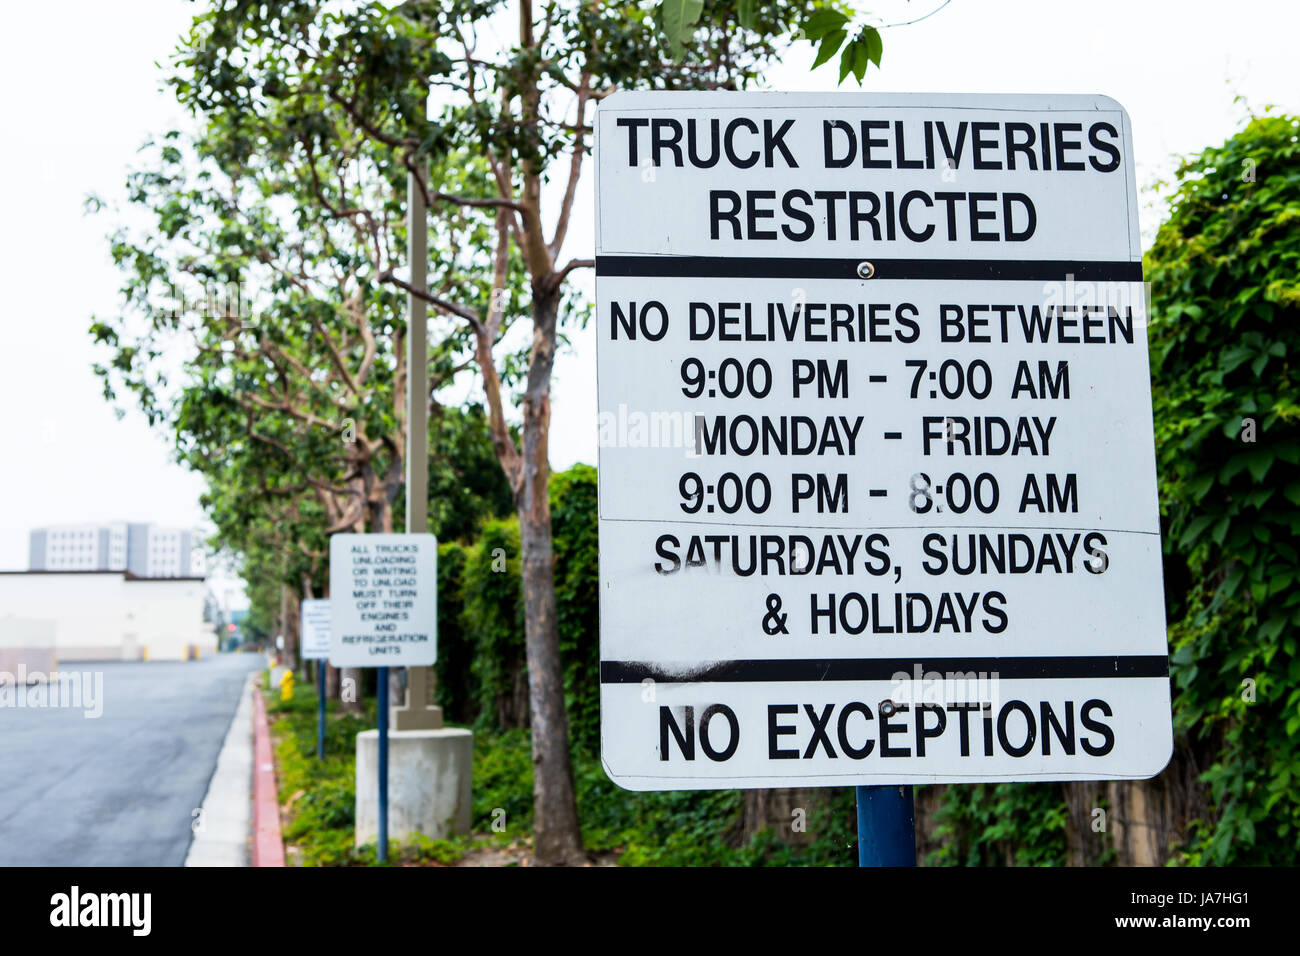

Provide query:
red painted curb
left=252, top=687, right=286, bottom=867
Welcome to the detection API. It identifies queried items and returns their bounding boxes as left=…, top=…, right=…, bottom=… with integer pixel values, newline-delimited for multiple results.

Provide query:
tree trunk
left=913, top=785, right=944, bottom=865
left=1107, top=740, right=1205, bottom=866
left=518, top=289, right=585, bottom=865
left=1062, top=781, right=1109, bottom=866
left=284, top=586, right=301, bottom=675
left=742, top=789, right=817, bottom=846
left=300, top=574, right=316, bottom=681
left=276, top=586, right=291, bottom=668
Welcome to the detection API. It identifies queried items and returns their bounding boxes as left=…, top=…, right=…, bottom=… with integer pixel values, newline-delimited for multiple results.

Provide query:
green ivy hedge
left=434, top=464, right=600, bottom=748
left=1147, top=112, right=1300, bottom=864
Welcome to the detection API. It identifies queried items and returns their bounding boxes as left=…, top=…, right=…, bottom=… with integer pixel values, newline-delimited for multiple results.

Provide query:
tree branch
left=378, top=271, right=481, bottom=324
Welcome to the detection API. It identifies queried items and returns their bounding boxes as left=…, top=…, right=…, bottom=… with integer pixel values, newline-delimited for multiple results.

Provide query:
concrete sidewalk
left=185, top=668, right=260, bottom=866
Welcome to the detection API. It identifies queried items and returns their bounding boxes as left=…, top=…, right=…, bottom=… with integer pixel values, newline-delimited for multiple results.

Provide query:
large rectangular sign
left=595, top=92, right=1172, bottom=790
left=328, top=533, right=436, bottom=668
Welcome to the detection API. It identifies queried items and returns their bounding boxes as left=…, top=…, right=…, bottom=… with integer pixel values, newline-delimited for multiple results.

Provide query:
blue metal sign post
left=376, top=666, right=389, bottom=863
left=856, top=785, right=916, bottom=867
left=316, top=662, right=326, bottom=760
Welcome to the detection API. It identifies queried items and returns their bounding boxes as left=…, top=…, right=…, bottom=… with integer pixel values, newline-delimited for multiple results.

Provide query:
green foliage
left=801, top=6, right=880, bottom=84
left=471, top=728, right=537, bottom=836
left=1146, top=113, right=1300, bottom=864
left=431, top=464, right=599, bottom=741
left=649, top=1, right=878, bottom=82
left=551, top=464, right=601, bottom=755
left=175, top=1, right=831, bottom=193
left=658, top=0, right=704, bottom=60
left=428, top=404, right=515, bottom=542
left=474, top=730, right=857, bottom=865
left=926, top=783, right=1072, bottom=867
left=434, top=541, right=474, bottom=724
left=268, top=684, right=463, bottom=866
left=274, top=693, right=859, bottom=866
left=461, top=519, right=528, bottom=729
left=90, top=80, right=522, bottom=647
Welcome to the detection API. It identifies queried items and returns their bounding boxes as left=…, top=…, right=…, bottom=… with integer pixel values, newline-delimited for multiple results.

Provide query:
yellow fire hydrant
left=280, top=668, right=295, bottom=702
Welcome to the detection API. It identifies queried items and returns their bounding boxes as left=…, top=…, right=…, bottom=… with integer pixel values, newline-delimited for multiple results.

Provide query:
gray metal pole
left=407, top=169, right=429, bottom=533
left=395, top=164, right=435, bottom=732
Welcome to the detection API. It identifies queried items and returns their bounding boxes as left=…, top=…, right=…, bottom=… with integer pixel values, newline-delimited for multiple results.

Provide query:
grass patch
left=474, top=730, right=858, bottom=866
left=267, top=686, right=857, bottom=866
left=265, top=682, right=463, bottom=867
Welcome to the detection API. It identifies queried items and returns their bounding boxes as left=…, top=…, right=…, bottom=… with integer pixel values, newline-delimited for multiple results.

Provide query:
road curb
left=185, top=671, right=256, bottom=866
left=253, top=681, right=286, bottom=867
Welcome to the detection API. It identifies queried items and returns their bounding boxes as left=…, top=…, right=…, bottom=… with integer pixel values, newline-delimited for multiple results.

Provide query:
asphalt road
left=0, top=653, right=263, bottom=866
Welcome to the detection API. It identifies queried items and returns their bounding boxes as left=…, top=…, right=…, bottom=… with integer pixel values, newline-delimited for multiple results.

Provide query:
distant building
left=0, top=571, right=217, bottom=662
left=29, top=523, right=204, bottom=578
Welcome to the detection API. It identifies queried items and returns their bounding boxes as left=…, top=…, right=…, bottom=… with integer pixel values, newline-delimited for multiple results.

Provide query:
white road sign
left=595, top=92, right=1172, bottom=790
left=328, top=533, right=436, bottom=668
left=300, top=599, right=331, bottom=660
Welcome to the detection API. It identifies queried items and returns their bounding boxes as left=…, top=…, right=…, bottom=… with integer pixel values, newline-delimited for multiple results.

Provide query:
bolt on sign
left=328, top=534, right=436, bottom=668
left=594, top=92, right=1172, bottom=790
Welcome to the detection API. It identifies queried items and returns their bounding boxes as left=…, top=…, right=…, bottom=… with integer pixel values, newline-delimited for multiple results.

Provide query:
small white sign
left=300, top=599, right=331, bottom=660
left=328, top=533, right=437, bottom=667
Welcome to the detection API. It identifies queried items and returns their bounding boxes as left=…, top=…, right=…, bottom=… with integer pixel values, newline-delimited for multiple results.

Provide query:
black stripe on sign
left=595, top=256, right=1143, bottom=282
left=600, top=656, right=1168, bottom=684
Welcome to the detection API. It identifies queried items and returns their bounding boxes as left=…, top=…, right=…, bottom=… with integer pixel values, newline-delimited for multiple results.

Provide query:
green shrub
left=438, top=463, right=599, bottom=741
left=267, top=685, right=463, bottom=866
left=434, top=541, right=475, bottom=724
left=1146, top=112, right=1300, bottom=864
left=471, top=729, right=858, bottom=865
left=551, top=463, right=600, bottom=755
left=926, top=783, right=1072, bottom=867
left=471, top=729, right=535, bottom=835
left=461, top=519, right=528, bottom=729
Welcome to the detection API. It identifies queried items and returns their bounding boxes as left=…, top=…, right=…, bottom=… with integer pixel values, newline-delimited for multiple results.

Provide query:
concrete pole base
left=393, top=666, right=443, bottom=731
left=355, top=728, right=473, bottom=848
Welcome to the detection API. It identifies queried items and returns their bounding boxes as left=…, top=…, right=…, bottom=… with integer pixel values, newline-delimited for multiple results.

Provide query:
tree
left=197, top=441, right=330, bottom=673
left=428, top=403, right=517, bottom=542
left=91, top=119, right=519, bottom=709
left=163, top=0, right=849, bottom=863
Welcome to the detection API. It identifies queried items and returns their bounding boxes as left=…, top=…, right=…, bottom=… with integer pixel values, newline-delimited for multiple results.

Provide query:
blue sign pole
left=316, top=661, right=326, bottom=760
left=377, top=666, right=389, bottom=863
left=856, top=785, right=916, bottom=867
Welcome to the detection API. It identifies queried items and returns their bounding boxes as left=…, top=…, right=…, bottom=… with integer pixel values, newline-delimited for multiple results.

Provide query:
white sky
left=2, top=0, right=1296, bottom=601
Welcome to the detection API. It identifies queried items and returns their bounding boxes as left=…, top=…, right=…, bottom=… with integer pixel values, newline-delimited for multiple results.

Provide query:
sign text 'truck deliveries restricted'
left=594, top=92, right=1172, bottom=790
